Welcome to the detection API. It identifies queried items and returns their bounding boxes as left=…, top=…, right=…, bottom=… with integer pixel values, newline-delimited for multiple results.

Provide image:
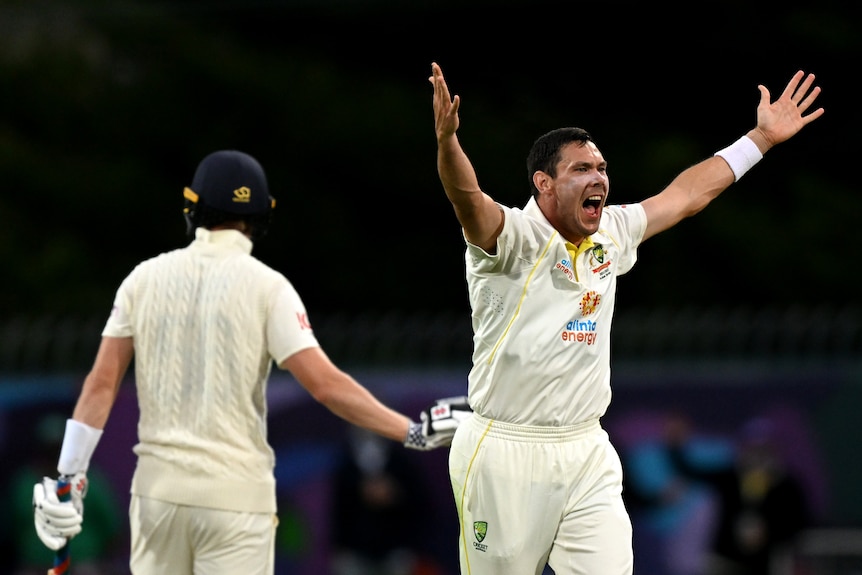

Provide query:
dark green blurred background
left=2, top=3, right=861, bottom=573
left=1, top=0, right=858, bottom=322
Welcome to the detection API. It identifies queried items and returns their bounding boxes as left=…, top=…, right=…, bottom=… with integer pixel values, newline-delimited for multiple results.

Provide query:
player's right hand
left=404, top=395, right=473, bottom=450
left=33, top=476, right=84, bottom=550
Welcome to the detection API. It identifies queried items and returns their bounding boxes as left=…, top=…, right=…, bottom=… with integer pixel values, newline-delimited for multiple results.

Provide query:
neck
left=210, top=221, right=249, bottom=236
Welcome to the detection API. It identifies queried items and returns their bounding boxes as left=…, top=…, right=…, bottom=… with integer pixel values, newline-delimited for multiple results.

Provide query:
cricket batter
left=429, top=61, right=823, bottom=575
left=31, top=149, right=470, bottom=575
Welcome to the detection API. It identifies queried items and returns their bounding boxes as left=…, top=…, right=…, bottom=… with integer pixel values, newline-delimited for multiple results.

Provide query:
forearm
left=642, top=133, right=765, bottom=240
left=680, top=132, right=767, bottom=211
left=284, top=347, right=412, bottom=442
left=672, top=155, right=735, bottom=216
left=70, top=335, right=132, bottom=429
left=437, top=134, right=483, bottom=211
left=316, top=373, right=411, bottom=442
left=62, top=373, right=117, bottom=474
left=71, top=377, right=118, bottom=430
left=641, top=156, right=732, bottom=239
left=437, top=134, right=503, bottom=250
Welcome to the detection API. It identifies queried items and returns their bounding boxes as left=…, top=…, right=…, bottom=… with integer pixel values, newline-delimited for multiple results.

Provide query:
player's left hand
left=404, top=395, right=472, bottom=451
left=753, top=70, right=824, bottom=149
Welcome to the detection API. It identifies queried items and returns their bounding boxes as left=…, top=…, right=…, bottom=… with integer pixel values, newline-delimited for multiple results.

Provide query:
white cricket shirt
left=103, top=228, right=319, bottom=513
left=465, top=197, right=646, bottom=426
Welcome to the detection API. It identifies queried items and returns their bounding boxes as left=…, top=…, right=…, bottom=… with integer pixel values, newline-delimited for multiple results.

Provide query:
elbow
left=685, top=204, right=708, bottom=219
left=681, top=189, right=718, bottom=219
left=688, top=195, right=715, bottom=218
left=305, top=379, right=333, bottom=406
left=305, top=374, right=343, bottom=409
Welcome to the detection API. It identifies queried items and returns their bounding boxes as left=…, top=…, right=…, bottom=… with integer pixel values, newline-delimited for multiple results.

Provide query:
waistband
left=469, top=413, right=601, bottom=442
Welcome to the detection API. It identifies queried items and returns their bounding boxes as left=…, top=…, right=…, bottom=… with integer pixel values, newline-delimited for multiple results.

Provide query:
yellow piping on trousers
left=459, top=417, right=495, bottom=575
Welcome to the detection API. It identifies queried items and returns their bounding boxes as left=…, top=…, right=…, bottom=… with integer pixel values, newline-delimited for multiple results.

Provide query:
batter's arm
left=71, top=336, right=133, bottom=429
left=281, top=347, right=411, bottom=443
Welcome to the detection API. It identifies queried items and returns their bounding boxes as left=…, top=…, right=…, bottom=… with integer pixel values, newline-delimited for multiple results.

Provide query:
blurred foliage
left=0, top=0, right=858, bottom=322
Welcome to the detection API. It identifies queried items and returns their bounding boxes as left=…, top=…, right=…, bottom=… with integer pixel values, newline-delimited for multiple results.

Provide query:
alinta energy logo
left=560, top=290, right=600, bottom=345
left=473, top=521, right=488, bottom=552
left=233, top=186, right=252, bottom=203
left=555, top=257, right=575, bottom=281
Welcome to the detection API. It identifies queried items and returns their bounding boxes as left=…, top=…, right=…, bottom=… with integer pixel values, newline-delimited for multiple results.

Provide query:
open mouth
left=583, top=195, right=603, bottom=217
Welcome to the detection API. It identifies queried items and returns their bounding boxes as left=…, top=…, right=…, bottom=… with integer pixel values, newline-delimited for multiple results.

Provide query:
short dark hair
left=526, top=127, right=593, bottom=198
left=185, top=203, right=274, bottom=241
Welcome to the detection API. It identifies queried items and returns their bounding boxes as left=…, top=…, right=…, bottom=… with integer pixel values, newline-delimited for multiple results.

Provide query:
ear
left=532, top=171, right=552, bottom=195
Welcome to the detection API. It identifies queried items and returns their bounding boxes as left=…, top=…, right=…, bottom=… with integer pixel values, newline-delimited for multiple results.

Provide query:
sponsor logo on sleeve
left=296, top=312, right=312, bottom=330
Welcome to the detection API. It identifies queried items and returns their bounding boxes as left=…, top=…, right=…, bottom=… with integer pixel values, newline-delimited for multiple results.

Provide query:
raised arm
left=640, top=70, right=824, bottom=241
left=430, top=62, right=504, bottom=253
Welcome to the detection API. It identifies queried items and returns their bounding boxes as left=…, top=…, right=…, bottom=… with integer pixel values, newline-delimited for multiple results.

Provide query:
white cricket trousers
left=129, top=495, right=277, bottom=575
left=449, top=413, right=633, bottom=575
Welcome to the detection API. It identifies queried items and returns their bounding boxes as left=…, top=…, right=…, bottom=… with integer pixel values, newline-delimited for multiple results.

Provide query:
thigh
left=549, top=492, right=632, bottom=575
left=190, top=507, right=277, bottom=575
left=450, top=424, right=563, bottom=575
left=548, top=433, right=633, bottom=575
left=129, top=495, right=192, bottom=575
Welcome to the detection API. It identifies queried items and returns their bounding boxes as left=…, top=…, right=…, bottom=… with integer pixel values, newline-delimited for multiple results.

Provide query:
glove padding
left=33, top=473, right=87, bottom=551
left=405, top=396, right=472, bottom=451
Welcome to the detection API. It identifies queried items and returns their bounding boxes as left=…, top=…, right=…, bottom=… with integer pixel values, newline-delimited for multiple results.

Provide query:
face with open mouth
left=536, top=140, right=608, bottom=245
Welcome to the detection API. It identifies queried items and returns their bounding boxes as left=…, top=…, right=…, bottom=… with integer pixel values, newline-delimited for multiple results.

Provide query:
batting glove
left=33, top=473, right=87, bottom=551
left=404, top=395, right=472, bottom=451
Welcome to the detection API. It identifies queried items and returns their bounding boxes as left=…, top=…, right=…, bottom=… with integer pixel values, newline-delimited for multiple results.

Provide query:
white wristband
left=57, top=419, right=103, bottom=475
left=714, top=135, right=763, bottom=182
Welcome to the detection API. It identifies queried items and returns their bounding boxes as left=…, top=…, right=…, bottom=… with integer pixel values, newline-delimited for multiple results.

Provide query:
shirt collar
left=522, top=196, right=547, bottom=224
left=193, top=227, right=253, bottom=254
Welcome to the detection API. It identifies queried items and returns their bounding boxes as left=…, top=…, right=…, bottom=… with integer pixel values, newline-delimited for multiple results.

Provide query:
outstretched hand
left=429, top=62, right=460, bottom=142
left=404, top=395, right=472, bottom=451
left=751, top=70, right=824, bottom=150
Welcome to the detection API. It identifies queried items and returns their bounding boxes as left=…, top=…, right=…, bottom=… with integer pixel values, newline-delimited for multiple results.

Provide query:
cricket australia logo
left=473, top=521, right=488, bottom=552
left=590, top=244, right=612, bottom=279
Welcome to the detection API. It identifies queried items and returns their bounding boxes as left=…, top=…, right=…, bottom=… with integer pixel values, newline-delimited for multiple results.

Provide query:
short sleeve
left=267, top=279, right=320, bottom=365
left=102, top=271, right=136, bottom=338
